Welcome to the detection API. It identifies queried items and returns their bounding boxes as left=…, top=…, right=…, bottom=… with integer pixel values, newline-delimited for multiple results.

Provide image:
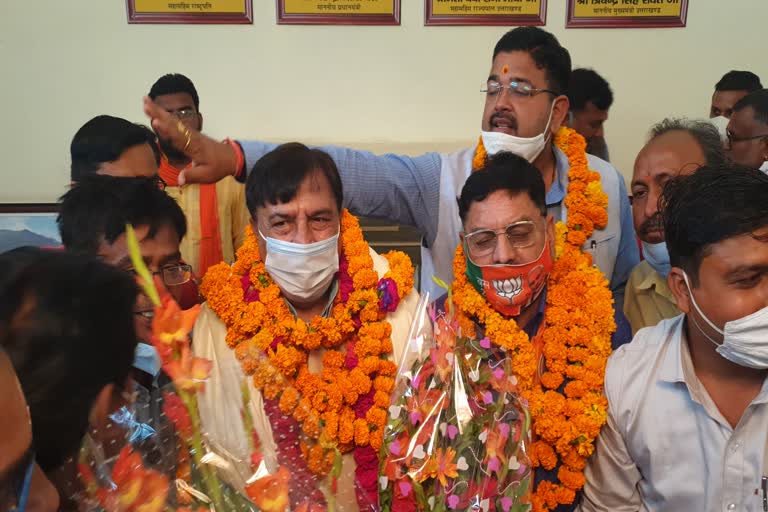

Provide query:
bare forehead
left=635, top=131, right=705, bottom=177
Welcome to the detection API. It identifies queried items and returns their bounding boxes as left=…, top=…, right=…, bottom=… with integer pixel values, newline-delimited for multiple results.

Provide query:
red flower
left=163, top=341, right=212, bottom=392
left=245, top=466, right=291, bottom=512
left=161, top=391, right=192, bottom=440
left=151, top=292, right=200, bottom=347
left=102, top=446, right=170, bottom=512
left=377, top=278, right=400, bottom=313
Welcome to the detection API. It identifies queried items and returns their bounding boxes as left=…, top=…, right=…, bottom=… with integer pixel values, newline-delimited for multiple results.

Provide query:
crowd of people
left=2, top=25, right=768, bottom=512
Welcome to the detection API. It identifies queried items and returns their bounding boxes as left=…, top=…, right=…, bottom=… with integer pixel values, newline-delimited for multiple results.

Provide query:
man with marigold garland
left=408, top=152, right=629, bottom=512
left=191, top=143, right=420, bottom=511
left=142, top=26, right=638, bottom=310
left=579, top=165, right=768, bottom=511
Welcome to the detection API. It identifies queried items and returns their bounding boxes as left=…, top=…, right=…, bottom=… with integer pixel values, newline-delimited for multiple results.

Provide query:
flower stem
left=180, top=390, right=224, bottom=510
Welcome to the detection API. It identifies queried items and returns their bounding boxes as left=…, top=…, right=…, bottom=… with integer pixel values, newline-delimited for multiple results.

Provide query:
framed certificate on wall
left=425, top=0, right=546, bottom=26
left=566, top=0, right=687, bottom=28
left=277, top=0, right=400, bottom=25
left=127, top=0, right=253, bottom=24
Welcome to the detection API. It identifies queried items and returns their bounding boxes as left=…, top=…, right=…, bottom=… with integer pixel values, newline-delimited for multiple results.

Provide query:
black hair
left=458, top=152, right=546, bottom=222
left=70, top=116, right=159, bottom=182
left=567, top=68, right=613, bottom=111
left=648, top=118, right=727, bottom=168
left=661, top=164, right=768, bottom=285
left=148, top=73, right=200, bottom=110
left=493, top=27, right=571, bottom=95
left=58, top=175, right=187, bottom=255
left=0, top=248, right=138, bottom=471
left=733, top=89, right=768, bottom=125
left=715, top=70, right=763, bottom=93
left=245, top=143, right=344, bottom=217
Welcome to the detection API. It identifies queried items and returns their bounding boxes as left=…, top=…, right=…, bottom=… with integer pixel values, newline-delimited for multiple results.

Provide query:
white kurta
left=192, top=247, right=420, bottom=510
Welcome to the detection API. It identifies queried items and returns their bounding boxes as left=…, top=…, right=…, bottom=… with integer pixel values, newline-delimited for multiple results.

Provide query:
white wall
left=0, top=0, right=765, bottom=202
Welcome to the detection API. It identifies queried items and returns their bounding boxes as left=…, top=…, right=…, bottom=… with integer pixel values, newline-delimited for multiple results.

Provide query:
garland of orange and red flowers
left=456, top=127, right=615, bottom=511
left=200, top=210, right=414, bottom=510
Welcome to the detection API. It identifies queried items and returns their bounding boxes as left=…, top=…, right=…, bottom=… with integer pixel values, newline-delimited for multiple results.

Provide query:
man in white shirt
left=579, top=164, right=768, bottom=511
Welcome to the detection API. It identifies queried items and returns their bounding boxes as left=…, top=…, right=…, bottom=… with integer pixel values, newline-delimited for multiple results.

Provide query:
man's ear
left=668, top=267, right=691, bottom=313
left=88, top=383, right=115, bottom=429
left=197, top=113, right=204, bottom=132
left=550, top=96, right=570, bottom=135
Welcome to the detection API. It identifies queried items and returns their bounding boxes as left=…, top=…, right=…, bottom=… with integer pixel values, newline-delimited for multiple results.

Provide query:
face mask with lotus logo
left=464, top=240, right=553, bottom=317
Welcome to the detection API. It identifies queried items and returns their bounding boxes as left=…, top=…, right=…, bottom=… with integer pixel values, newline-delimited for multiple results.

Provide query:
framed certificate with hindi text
left=425, top=0, right=546, bottom=26
left=277, top=0, right=400, bottom=25
left=566, top=0, right=687, bottom=28
left=127, top=0, right=253, bottom=24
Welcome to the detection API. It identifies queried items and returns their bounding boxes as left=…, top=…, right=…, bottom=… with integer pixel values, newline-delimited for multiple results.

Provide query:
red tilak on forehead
left=502, top=65, right=509, bottom=74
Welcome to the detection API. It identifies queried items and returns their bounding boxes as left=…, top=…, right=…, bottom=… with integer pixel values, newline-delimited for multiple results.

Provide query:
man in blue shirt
left=143, top=27, right=638, bottom=309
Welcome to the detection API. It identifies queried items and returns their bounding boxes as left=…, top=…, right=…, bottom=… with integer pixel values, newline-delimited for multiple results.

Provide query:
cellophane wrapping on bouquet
left=379, top=293, right=533, bottom=512
left=64, top=225, right=311, bottom=511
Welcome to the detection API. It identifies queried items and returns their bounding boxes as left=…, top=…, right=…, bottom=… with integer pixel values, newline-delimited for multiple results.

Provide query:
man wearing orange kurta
left=149, top=73, right=249, bottom=277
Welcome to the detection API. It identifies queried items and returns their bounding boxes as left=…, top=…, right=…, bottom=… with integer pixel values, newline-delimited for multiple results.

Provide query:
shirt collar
left=658, top=316, right=686, bottom=384
left=637, top=262, right=675, bottom=300
left=284, top=280, right=339, bottom=319
left=546, top=146, right=569, bottom=207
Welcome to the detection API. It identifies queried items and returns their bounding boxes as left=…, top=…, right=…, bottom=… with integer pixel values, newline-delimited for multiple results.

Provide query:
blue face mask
left=642, top=241, right=671, bottom=278
left=133, top=342, right=161, bottom=377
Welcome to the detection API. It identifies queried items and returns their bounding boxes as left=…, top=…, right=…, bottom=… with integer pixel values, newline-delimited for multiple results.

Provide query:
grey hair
left=648, top=118, right=727, bottom=168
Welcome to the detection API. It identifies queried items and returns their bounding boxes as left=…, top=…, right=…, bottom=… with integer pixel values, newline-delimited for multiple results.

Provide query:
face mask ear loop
left=683, top=272, right=724, bottom=347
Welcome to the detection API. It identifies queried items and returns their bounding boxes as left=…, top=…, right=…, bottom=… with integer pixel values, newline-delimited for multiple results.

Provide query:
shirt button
left=727, top=504, right=736, bottom=510
left=731, top=442, right=741, bottom=452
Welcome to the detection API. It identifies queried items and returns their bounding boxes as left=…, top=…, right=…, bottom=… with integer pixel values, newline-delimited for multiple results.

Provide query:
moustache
left=639, top=215, right=664, bottom=237
left=490, top=113, right=518, bottom=131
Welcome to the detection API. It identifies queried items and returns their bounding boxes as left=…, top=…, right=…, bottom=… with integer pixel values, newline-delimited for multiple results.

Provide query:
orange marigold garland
left=466, top=127, right=614, bottom=511
left=200, top=210, right=413, bottom=508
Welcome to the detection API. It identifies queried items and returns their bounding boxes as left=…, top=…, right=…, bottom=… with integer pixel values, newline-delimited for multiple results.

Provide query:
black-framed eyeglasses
left=0, top=446, right=35, bottom=512
left=464, top=220, right=543, bottom=258
left=168, top=108, right=198, bottom=120
left=481, top=80, right=557, bottom=99
left=725, top=131, right=768, bottom=149
left=129, top=263, right=193, bottom=287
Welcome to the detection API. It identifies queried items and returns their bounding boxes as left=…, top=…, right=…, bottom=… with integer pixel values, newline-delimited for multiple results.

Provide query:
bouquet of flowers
left=379, top=288, right=533, bottom=512
left=71, top=225, right=292, bottom=511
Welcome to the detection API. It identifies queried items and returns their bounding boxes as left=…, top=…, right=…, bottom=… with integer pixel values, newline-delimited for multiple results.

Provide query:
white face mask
left=760, top=161, right=768, bottom=174
left=259, top=229, right=340, bottom=302
left=709, top=115, right=729, bottom=144
left=642, top=241, right=671, bottom=278
left=684, top=272, right=768, bottom=369
left=481, top=103, right=555, bottom=162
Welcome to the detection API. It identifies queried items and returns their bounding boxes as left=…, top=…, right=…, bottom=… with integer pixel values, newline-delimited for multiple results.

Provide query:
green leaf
left=126, top=224, right=160, bottom=306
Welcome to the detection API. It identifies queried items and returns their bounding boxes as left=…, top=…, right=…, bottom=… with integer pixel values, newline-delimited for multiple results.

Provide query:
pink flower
left=377, top=278, right=400, bottom=313
left=338, top=255, right=353, bottom=302
left=241, top=274, right=260, bottom=303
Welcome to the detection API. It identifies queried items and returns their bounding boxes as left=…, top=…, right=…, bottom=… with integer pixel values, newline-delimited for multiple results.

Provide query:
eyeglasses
left=129, top=263, right=193, bottom=287
left=464, top=220, right=542, bottom=258
left=725, top=131, right=768, bottom=149
left=168, top=108, right=198, bottom=120
left=481, top=80, right=557, bottom=99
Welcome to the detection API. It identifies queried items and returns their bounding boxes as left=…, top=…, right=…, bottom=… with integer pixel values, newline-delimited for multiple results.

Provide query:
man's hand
left=143, top=96, right=238, bottom=185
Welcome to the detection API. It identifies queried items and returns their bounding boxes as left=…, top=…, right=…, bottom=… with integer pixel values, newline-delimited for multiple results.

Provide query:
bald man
left=625, top=118, right=726, bottom=334
left=0, top=349, right=59, bottom=512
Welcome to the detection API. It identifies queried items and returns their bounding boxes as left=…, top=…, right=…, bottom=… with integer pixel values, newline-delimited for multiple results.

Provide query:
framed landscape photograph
left=0, top=204, right=61, bottom=253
